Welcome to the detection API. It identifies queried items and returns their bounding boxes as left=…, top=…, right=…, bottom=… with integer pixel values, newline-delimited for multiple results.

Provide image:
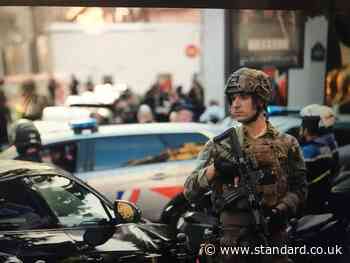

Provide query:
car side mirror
left=114, top=200, right=141, bottom=223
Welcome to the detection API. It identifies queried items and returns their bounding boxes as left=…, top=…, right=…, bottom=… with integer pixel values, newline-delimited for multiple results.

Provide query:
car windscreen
left=29, top=175, right=112, bottom=227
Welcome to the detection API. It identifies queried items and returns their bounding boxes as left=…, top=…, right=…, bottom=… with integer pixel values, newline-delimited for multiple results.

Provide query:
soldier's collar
left=242, top=121, right=279, bottom=139
left=265, top=121, right=280, bottom=138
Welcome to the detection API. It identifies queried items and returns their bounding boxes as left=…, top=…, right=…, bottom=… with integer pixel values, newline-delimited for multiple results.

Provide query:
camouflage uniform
left=184, top=68, right=308, bottom=263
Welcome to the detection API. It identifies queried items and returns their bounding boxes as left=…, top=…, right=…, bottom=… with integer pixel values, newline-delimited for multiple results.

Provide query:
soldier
left=12, top=119, right=43, bottom=163
left=184, top=67, right=307, bottom=263
left=299, top=104, right=339, bottom=214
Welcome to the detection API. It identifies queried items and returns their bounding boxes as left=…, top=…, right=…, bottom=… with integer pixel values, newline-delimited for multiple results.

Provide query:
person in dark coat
left=0, top=79, right=11, bottom=150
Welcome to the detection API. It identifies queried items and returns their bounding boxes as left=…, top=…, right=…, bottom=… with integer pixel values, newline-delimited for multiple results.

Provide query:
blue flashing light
left=267, top=105, right=300, bottom=116
left=267, top=106, right=285, bottom=115
left=70, top=118, right=98, bottom=134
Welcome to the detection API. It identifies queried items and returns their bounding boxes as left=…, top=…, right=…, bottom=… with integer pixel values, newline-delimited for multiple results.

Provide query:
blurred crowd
left=0, top=72, right=226, bottom=150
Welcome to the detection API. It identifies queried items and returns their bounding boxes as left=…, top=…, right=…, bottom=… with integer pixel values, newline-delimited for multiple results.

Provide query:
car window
left=42, top=142, right=77, bottom=173
left=30, top=175, right=111, bottom=227
left=93, top=133, right=208, bottom=170
left=93, top=135, right=166, bottom=170
left=0, top=179, right=55, bottom=231
left=160, top=133, right=208, bottom=148
left=159, top=133, right=208, bottom=161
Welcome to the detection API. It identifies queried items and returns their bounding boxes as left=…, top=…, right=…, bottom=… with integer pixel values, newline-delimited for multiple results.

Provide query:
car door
left=0, top=177, right=79, bottom=263
left=80, top=133, right=209, bottom=221
left=28, top=173, right=152, bottom=262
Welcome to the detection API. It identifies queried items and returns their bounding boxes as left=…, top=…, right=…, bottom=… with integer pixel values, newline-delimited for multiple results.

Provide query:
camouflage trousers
left=213, top=211, right=292, bottom=263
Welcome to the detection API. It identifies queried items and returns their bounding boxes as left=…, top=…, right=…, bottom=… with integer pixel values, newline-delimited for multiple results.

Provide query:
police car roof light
left=70, top=118, right=98, bottom=134
left=267, top=106, right=300, bottom=116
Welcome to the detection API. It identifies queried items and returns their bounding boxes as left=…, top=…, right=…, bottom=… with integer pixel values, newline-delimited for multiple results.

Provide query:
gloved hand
left=213, top=157, right=237, bottom=180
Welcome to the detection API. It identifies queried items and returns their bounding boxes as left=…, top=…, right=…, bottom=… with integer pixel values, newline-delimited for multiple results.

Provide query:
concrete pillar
left=200, top=9, right=226, bottom=107
left=288, top=16, right=328, bottom=107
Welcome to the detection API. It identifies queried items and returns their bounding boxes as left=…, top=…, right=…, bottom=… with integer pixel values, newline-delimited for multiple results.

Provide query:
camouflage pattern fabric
left=184, top=121, right=307, bottom=217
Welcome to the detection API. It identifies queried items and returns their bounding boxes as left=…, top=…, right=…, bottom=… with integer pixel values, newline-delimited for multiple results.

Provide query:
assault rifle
left=214, top=128, right=269, bottom=243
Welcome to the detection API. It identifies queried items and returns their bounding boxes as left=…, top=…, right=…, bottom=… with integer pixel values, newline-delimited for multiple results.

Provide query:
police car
left=0, top=120, right=215, bottom=222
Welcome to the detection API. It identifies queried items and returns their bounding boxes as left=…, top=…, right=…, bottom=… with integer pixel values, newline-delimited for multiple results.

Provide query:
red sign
left=185, top=44, right=199, bottom=58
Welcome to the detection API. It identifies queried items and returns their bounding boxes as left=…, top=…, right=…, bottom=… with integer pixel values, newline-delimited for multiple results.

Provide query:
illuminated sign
left=232, top=10, right=305, bottom=68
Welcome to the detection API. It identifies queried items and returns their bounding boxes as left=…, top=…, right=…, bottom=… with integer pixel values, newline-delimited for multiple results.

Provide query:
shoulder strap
left=236, top=125, right=244, bottom=147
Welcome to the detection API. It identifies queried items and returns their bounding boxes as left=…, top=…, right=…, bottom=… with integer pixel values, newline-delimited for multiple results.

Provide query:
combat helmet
left=225, top=67, right=272, bottom=104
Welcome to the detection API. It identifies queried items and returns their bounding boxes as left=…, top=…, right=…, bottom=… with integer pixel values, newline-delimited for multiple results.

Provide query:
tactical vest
left=212, top=125, right=289, bottom=211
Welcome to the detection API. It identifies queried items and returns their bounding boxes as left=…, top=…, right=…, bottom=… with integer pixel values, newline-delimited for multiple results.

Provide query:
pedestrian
left=199, top=100, right=225, bottom=124
left=173, top=103, right=194, bottom=122
left=137, top=104, right=155, bottom=123
left=0, top=79, right=11, bottom=150
left=69, top=74, right=79, bottom=95
left=20, top=79, right=48, bottom=121
left=188, top=73, right=205, bottom=121
left=176, top=85, right=187, bottom=101
left=299, top=104, right=339, bottom=214
left=169, top=111, right=178, bottom=122
left=47, top=75, right=57, bottom=106
left=184, top=67, right=307, bottom=263
left=12, top=119, right=42, bottom=162
left=102, top=75, right=114, bottom=85
left=142, top=81, right=170, bottom=122
left=86, top=76, right=94, bottom=92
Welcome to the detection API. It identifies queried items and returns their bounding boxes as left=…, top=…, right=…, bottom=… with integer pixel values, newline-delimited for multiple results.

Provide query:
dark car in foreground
left=0, top=160, right=189, bottom=263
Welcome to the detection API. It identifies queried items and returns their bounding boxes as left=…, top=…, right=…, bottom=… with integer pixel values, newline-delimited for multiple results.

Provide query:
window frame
left=42, top=140, right=86, bottom=174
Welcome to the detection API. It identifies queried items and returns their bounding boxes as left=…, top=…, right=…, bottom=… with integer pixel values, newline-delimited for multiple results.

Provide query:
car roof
left=0, top=160, right=70, bottom=180
left=33, top=121, right=216, bottom=145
